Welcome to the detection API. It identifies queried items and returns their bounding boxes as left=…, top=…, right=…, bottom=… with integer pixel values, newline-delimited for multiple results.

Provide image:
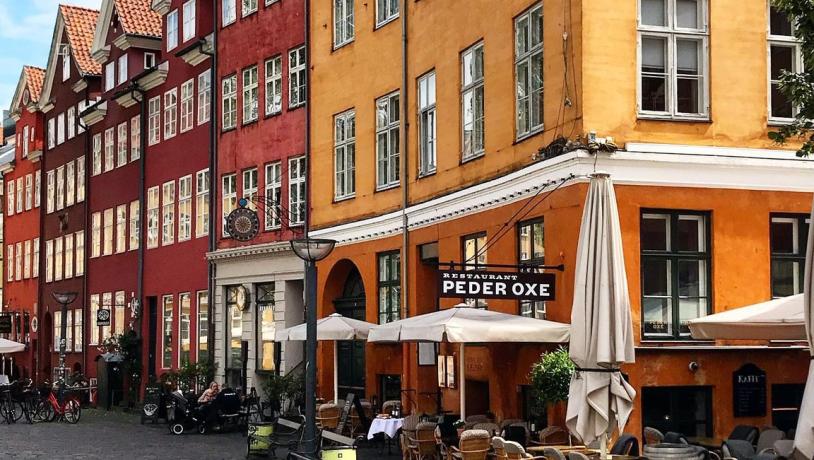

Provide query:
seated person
left=198, top=382, right=220, bottom=404
left=198, top=382, right=220, bottom=426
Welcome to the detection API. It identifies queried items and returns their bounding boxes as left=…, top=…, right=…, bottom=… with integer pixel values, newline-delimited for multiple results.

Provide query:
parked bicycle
left=0, top=380, right=26, bottom=424
left=30, top=380, right=81, bottom=424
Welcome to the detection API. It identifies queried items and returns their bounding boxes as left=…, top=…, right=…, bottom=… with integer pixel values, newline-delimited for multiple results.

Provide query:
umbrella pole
left=334, top=341, right=339, bottom=403
left=459, top=343, right=466, bottom=420
left=600, top=433, right=608, bottom=459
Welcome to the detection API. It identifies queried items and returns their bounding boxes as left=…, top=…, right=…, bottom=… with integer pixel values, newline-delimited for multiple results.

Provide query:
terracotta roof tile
left=115, top=0, right=162, bottom=38
left=23, top=66, right=45, bottom=103
left=60, top=4, right=102, bottom=76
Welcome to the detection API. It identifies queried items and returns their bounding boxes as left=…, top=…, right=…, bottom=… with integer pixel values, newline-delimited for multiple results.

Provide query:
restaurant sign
left=733, top=363, right=766, bottom=417
left=437, top=270, right=555, bottom=301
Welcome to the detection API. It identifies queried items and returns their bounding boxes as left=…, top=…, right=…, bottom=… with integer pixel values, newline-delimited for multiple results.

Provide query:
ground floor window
left=179, top=293, right=191, bottom=365
left=770, top=214, right=809, bottom=298
left=772, top=383, right=805, bottom=434
left=226, top=286, right=243, bottom=369
left=518, top=219, right=545, bottom=319
left=642, top=385, right=713, bottom=438
left=162, top=295, right=173, bottom=369
left=256, top=283, right=276, bottom=372
left=197, top=291, right=208, bottom=363
left=379, top=374, right=401, bottom=404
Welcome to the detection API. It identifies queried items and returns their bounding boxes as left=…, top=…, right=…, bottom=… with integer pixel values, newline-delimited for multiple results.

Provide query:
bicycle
left=0, top=382, right=26, bottom=424
left=33, top=382, right=81, bottom=424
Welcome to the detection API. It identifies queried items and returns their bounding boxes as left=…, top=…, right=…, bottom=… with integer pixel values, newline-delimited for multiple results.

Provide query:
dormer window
left=60, top=44, right=70, bottom=82
left=167, top=10, right=179, bottom=51
left=117, top=55, right=128, bottom=85
left=105, top=61, right=115, bottom=92
left=183, top=0, right=196, bottom=42
left=144, top=52, right=157, bottom=69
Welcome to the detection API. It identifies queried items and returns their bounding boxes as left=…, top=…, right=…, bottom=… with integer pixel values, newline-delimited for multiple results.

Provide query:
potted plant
left=528, top=347, right=575, bottom=428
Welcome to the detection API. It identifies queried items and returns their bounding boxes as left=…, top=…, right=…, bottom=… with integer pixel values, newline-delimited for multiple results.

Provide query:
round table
left=367, top=417, right=404, bottom=440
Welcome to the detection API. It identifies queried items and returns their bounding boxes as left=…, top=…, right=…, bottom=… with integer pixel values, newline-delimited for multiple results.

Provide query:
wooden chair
left=449, top=429, right=491, bottom=460
left=566, top=453, right=589, bottom=460
left=409, top=421, right=440, bottom=460
left=473, top=422, right=500, bottom=437
left=316, top=403, right=340, bottom=431
left=491, top=436, right=507, bottom=460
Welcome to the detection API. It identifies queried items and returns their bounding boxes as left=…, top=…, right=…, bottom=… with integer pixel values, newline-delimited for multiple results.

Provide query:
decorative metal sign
left=97, top=309, right=111, bottom=326
left=225, top=207, right=260, bottom=242
left=437, top=270, right=556, bottom=301
left=31, top=316, right=38, bottom=333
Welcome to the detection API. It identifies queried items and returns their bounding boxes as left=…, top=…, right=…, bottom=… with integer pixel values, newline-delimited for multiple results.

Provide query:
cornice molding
left=151, top=0, right=170, bottom=15
left=72, top=79, right=88, bottom=94
left=28, top=150, right=43, bottom=163
left=137, top=61, right=169, bottom=91
left=80, top=101, right=108, bottom=126
left=207, top=241, right=296, bottom=262
left=177, top=34, right=214, bottom=66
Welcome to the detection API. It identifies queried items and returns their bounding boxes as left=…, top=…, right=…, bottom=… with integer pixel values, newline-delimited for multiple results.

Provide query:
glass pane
left=676, top=0, right=699, bottom=29
left=678, top=297, right=707, bottom=334
left=533, top=222, right=544, bottom=259
left=463, top=51, right=474, bottom=86
left=641, top=0, right=665, bottom=26
left=677, top=78, right=700, bottom=114
left=516, top=16, right=529, bottom=55
left=677, top=215, right=705, bottom=252
left=643, top=297, right=672, bottom=335
left=678, top=259, right=706, bottom=297
left=771, top=45, right=795, bottom=80
left=772, top=84, right=794, bottom=119
left=770, top=6, right=793, bottom=36
left=641, top=215, right=670, bottom=251
left=642, top=77, right=667, bottom=112
left=772, top=259, right=800, bottom=297
left=530, top=7, right=543, bottom=48
left=643, top=258, right=671, bottom=296
left=642, top=37, right=666, bottom=72
left=771, top=220, right=797, bottom=254
left=676, top=40, right=699, bottom=75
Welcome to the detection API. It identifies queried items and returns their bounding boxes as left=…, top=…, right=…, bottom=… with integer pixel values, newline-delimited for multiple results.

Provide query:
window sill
left=514, top=127, right=544, bottom=145
left=221, top=20, right=236, bottom=29
left=221, top=126, right=237, bottom=134
left=768, top=117, right=795, bottom=127
left=289, top=223, right=304, bottom=228
left=333, top=40, right=354, bottom=52
left=334, top=194, right=355, bottom=203
left=375, top=183, right=400, bottom=193
left=637, top=113, right=711, bottom=123
left=264, top=111, right=282, bottom=120
left=263, top=226, right=281, bottom=233
left=461, top=152, right=485, bottom=165
left=374, top=16, right=399, bottom=30
left=417, top=169, right=436, bottom=179
left=242, top=10, right=258, bottom=19
left=242, top=119, right=259, bottom=128
left=288, top=103, right=305, bottom=111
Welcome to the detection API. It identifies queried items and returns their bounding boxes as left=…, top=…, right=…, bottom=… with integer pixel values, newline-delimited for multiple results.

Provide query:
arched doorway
left=334, top=267, right=366, bottom=398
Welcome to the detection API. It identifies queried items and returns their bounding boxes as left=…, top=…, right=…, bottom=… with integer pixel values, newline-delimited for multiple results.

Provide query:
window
left=103, top=208, right=114, bottom=256
left=148, top=96, right=161, bottom=145
left=64, top=234, right=73, bottom=279
left=102, top=292, right=113, bottom=339
left=162, top=181, right=175, bottom=245
left=54, top=237, right=63, bottom=281
left=130, top=116, right=140, bottom=161
left=179, top=293, right=191, bottom=364
left=67, top=106, right=75, bottom=140
left=57, top=113, right=65, bottom=145
left=162, top=295, right=173, bottom=368
left=197, top=291, right=209, bottom=362
left=76, top=156, right=85, bottom=202
left=376, top=92, right=400, bottom=189
left=75, top=231, right=84, bottom=276
left=768, top=6, right=802, bottom=121
left=5, top=180, right=13, bottom=216
left=23, top=240, right=31, bottom=279
left=243, top=66, right=259, bottom=123
left=376, top=0, right=398, bottom=27
left=92, top=133, right=102, bottom=175
left=334, top=0, right=354, bottom=47
left=105, top=61, right=115, bottom=91
left=76, top=101, right=85, bottom=134
left=770, top=214, right=809, bottom=298
left=462, top=43, right=485, bottom=160
left=15, top=177, right=21, bottom=214
left=289, top=47, right=307, bottom=108
left=117, top=54, right=128, bottom=85
left=196, top=169, right=210, bottom=237
left=167, top=10, right=179, bottom=50
left=115, top=291, right=125, bottom=335
left=378, top=251, right=401, bottom=323
left=334, top=110, right=356, bottom=199
left=289, top=156, right=306, bottom=226
left=6, top=245, right=12, bottom=282
left=164, top=88, right=178, bottom=139
left=65, top=161, right=74, bottom=207
left=243, top=0, right=258, bottom=16
left=515, top=4, right=544, bottom=137
left=65, top=311, right=72, bottom=352
left=147, top=186, right=159, bottom=248
left=35, top=171, right=41, bottom=208
left=638, top=0, right=709, bottom=118
left=183, top=0, right=196, bottom=42
left=48, top=118, right=55, bottom=149
left=242, top=168, right=258, bottom=211
left=24, top=174, right=32, bottom=210
left=223, top=0, right=236, bottom=26
left=265, top=56, right=282, bottom=116
left=91, top=212, right=101, bottom=258
left=463, top=233, right=488, bottom=307
left=104, top=128, right=114, bottom=172
left=226, top=286, right=243, bottom=369
left=33, top=237, right=40, bottom=278
left=55, top=167, right=64, bottom=211
left=61, top=44, right=70, bottom=81
left=180, top=79, right=194, bottom=132
left=45, top=171, right=53, bottom=214
left=53, top=311, right=61, bottom=352
left=14, top=242, right=21, bottom=281
left=179, top=175, right=192, bottom=241
left=222, top=174, right=237, bottom=236
left=257, top=283, right=276, bottom=371
left=22, top=126, right=29, bottom=156
left=418, top=72, right=437, bottom=175
left=89, top=295, right=100, bottom=345
left=641, top=210, right=711, bottom=339
left=116, top=204, right=127, bottom=253
left=642, top=386, right=713, bottom=438
left=222, top=75, right=237, bottom=130
left=117, top=122, right=128, bottom=167
left=73, top=309, right=82, bottom=352
left=130, top=200, right=140, bottom=250
left=144, top=52, right=156, bottom=69
left=518, top=219, right=545, bottom=318
left=198, top=70, right=211, bottom=124
left=264, top=163, right=281, bottom=230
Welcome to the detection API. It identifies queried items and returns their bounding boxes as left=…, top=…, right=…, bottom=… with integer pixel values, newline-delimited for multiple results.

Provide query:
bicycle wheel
left=63, top=398, right=81, bottom=424
left=9, top=400, right=25, bottom=423
left=33, top=399, right=55, bottom=423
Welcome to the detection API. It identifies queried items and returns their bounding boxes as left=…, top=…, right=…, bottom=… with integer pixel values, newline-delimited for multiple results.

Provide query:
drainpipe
left=80, top=84, right=91, bottom=377
left=37, top=103, right=50, bottom=384
left=399, top=0, right=411, bottom=410
left=206, top=0, right=218, bottom=379
left=130, top=84, right=147, bottom=386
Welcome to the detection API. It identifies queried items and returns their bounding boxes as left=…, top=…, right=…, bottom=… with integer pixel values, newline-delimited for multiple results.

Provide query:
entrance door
left=334, top=268, right=366, bottom=399
left=772, top=383, right=806, bottom=433
left=147, top=297, right=157, bottom=380
left=642, top=386, right=713, bottom=438
left=465, top=380, right=490, bottom=417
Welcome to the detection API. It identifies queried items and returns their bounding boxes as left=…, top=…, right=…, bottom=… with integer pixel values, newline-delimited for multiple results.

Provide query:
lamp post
left=290, top=238, right=336, bottom=455
left=52, top=292, right=77, bottom=404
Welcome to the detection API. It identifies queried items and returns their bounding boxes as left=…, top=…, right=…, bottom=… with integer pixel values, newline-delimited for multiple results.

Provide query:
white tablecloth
left=367, top=417, right=404, bottom=440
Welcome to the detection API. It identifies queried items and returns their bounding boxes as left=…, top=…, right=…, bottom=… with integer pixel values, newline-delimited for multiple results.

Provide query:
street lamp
left=290, top=238, right=335, bottom=455
left=52, top=292, right=77, bottom=404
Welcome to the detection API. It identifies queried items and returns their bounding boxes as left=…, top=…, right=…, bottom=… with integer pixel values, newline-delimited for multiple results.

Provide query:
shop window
left=642, top=385, right=713, bottom=438
left=179, top=293, right=191, bottom=365
left=641, top=210, right=710, bottom=339
left=772, top=383, right=805, bottom=433
left=197, top=291, right=209, bottom=363
left=518, top=219, right=545, bottom=318
left=770, top=214, right=809, bottom=298
left=162, top=295, right=173, bottom=369
left=378, top=251, right=401, bottom=324
left=462, top=232, right=487, bottom=308
left=256, top=283, right=276, bottom=372
left=226, top=286, right=243, bottom=369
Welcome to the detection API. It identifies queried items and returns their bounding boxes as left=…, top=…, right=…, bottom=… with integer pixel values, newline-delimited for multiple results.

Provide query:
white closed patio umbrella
left=566, top=173, right=636, bottom=458
left=275, top=313, right=375, bottom=402
left=0, top=338, right=25, bottom=354
left=796, top=202, right=814, bottom=460
left=368, top=303, right=570, bottom=419
left=688, top=294, right=806, bottom=341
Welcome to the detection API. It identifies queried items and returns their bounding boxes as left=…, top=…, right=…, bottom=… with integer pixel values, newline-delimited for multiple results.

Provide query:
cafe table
left=366, top=416, right=404, bottom=440
left=526, top=445, right=645, bottom=459
left=687, top=436, right=725, bottom=451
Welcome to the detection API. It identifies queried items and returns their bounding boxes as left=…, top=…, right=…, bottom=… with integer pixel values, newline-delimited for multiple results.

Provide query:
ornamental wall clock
left=235, top=285, right=250, bottom=312
left=225, top=207, right=260, bottom=242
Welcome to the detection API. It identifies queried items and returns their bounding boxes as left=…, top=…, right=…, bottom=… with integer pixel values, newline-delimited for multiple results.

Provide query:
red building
left=208, top=0, right=307, bottom=390
left=4, top=66, right=46, bottom=380
left=38, top=5, right=101, bottom=380
left=140, top=0, right=213, bottom=382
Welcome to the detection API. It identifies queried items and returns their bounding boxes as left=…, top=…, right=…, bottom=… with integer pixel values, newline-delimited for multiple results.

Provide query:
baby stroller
left=195, top=387, right=243, bottom=434
left=167, top=390, right=202, bottom=435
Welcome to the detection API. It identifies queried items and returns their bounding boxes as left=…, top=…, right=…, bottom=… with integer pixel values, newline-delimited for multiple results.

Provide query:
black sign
left=733, top=363, right=766, bottom=417
left=97, top=309, right=111, bottom=326
left=437, top=270, right=555, bottom=301
left=225, top=207, right=260, bottom=242
left=335, top=393, right=355, bottom=436
left=0, top=315, right=11, bottom=334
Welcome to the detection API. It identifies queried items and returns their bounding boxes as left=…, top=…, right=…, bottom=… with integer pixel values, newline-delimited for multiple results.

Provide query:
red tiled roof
left=115, top=0, right=162, bottom=38
left=60, top=4, right=102, bottom=76
left=23, top=66, right=45, bottom=103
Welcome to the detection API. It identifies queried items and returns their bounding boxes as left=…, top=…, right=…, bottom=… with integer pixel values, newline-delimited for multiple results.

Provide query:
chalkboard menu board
left=336, top=393, right=355, bottom=435
left=733, top=363, right=766, bottom=417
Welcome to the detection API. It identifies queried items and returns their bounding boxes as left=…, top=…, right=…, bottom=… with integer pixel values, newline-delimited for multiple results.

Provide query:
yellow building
left=309, top=0, right=812, bottom=440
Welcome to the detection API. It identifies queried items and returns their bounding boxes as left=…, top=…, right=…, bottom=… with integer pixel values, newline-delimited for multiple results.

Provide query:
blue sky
left=0, top=0, right=101, bottom=112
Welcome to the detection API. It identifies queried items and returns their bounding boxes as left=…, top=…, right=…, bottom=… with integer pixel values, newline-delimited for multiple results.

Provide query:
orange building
left=308, top=0, right=811, bottom=440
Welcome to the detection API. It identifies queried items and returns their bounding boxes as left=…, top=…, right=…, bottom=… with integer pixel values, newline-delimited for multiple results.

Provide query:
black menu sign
left=733, top=363, right=766, bottom=417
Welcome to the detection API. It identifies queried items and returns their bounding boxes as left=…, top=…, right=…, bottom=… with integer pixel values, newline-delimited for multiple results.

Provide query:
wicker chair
left=409, top=421, right=440, bottom=460
left=448, top=429, right=491, bottom=460
left=473, top=422, right=500, bottom=437
left=316, top=403, right=340, bottom=431
left=383, top=399, right=401, bottom=415
left=491, top=436, right=508, bottom=460
left=643, top=427, right=664, bottom=445
left=566, top=453, right=590, bottom=460
left=540, top=447, right=566, bottom=460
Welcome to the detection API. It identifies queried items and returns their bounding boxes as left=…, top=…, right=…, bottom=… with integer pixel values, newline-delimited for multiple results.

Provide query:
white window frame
left=265, top=56, right=282, bottom=116
left=34, top=170, right=41, bottom=208
left=6, top=244, right=13, bottom=283
left=514, top=3, right=544, bottom=138
left=116, top=204, right=127, bottom=253
left=118, top=54, right=128, bottom=85
left=92, top=133, right=102, bottom=175
left=375, top=0, right=399, bottom=28
left=6, top=181, right=13, bottom=216
left=198, top=70, right=211, bottom=124
left=417, top=71, right=437, bottom=176
left=144, top=52, right=156, bottom=69
left=14, top=241, right=21, bottom=281
left=179, top=175, right=192, bottom=241
left=149, top=96, right=161, bottom=145
left=67, top=106, right=75, bottom=140
left=23, top=240, right=31, bottom=279
left=147, top=186, right=160, bottom=249
left=242, top=168, right=258, bottom=211
left=288, top=46, right=306, bottom=108
left=131, top=115, right=140, bottom=161
left=222, top=75, right=237, bottom=130
left=48, top=118, right=55, bottom=149
left=196, top=169, right=210, bottom=237
left=54, top=237, right=63, bottom=281
left=264, top=162, right=281, bottom=230
left=181, top=79, right=195, bottom=133
left=222, top=174, right=237, bottom=236
left=65, top=161, right=75, bottom=207
left=767, top=4, right=802, bottom=124
left=375, top=91, right=400, bottom=190
left=22, top=125, right=29, bottom=157
left=103, top=207, right=114, bottom=256
left=334, top=110, right=356, bottom=200
left=334, top=0, right=354, bottom=47
left=24, top=173, right=32, bottom=210
left=91, top=212, right=101, bottom=258
left=117, top=122, right=128, bottom=167
left=55, top=167, right=64, bottom=211
left=167, top=9, right=179, bottom=51
left=164, top=88, right=178, bottom=139
left=45, top=170, right=54, bottom=214
left=162, top=181, right=176, bottom=246
left=223, top=0, right=237, bottom=26
left=104, top=127, right=115, bottom=172
left=130, top=200, right=140, bottom=251
left=289, top=156, right=306, bottom=226
left=57, top=112, right=65, bottom=145
left=61, top=44, right=71, bottom=82
left=105, top=61, right=115, bottom=92
left=242, top=66, right=259, bottom=124
left=34, top=237, right=40, bottom=278
left=64, top=234, right=73, bottom=279
left=242, top=0, right=258, bottom=17
left=462, top=42, right=485, bottom=161
left=75, top=231, right=84, bottom=276
left=183, top=0, right=196, bottom=42
left=76, top=156, right=85, bottom=202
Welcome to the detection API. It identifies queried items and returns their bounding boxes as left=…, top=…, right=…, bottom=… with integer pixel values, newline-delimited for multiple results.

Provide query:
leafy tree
left=768, top=1, right=814, bottom=156
left=528, top=347, right=574, bottom=413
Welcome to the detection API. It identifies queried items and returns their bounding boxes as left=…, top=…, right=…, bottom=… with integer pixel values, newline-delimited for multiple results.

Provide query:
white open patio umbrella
left=368, top=303, right=570, bottom=419
left=566, top=173, right=636, bottom=457
left=0, top=338, right=25, bottom=354
left=796, top=202, right=814, bottom=460
left=688, top=294, right=806, bottom=341
left=275, top=313, right=375, bottom=402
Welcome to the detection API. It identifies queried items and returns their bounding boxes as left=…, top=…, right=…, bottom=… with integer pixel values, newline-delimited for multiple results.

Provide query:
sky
left=0, top=0, right=101, bottom=113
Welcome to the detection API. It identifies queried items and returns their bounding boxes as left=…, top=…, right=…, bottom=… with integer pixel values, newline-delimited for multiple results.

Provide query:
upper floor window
left=181, top=79, right=195, bottom=132
left=117, top=54, right=128, bottom=85
left=264, top=162, right=281, bottom=229
left=196, top=169, right=210, bottom=237
left=334, top=0, right=354, bottom=47
left=198, top=70, right=212, bottom=124
left=641, top=210, right=710, bottom=340
left=417, top=71, right=437, bottom=176
left=289, top=46, right=307, bottom=108
left=334, top=110, right=356, bottom=200
left=22, top=125, right=29, bottom=156
left=222, top=75, right=237, bottom=130
left=462, top=42, right=485, bottom=160
left=179, top=175, right=192, bottom=241
left=147, top=186, right=160, bottom=248
left=145, top=52, right=157, bottom=69
left=105, top=61, right=115, bottom=92
left=243, top=0, right=258, bottom=17
left=518, top=219, right=545, bottom=319
left=243, top=66, right=259, bottom=123
left=67, top=107, right=75, bottom=140
left=462, top=232, right=487, bottom=308
left=265, top=56, right=282, bottom=116
left=376, top=92, right=400, bottom=190
left=164, top=88, right=178, bottom=139
left=61, top=44, right=70, bottom=82
left=92, top=133, right=102, bottom=175
left=242, top=168, right=258, bottom=211
left=515, top=4, right=543, bottom=138
left=148, top=96, right=161, bottom=145
left=131, top=115, right=141, bottom=160
left=223, top=0, right=237, bottom=26
left=91, top=212, right=101, bottom=257
left=638, top=0, right=709, bottom=119
left=167, top=10, right=179, bottom=51
left=57, top=112, right=65, bottom=145
left=183, top=0, right=196, bottom=42
left=117, top=122, right=128, bottom=167
left=289, top=156, right=306, bottom=226
left=377, top=251, right=401, bottom=324
left=770, top=214, right=809, bottom=298
left=376, top=0, right=399, bottom=27
left=768, top=6, right=802, bottom=122
left=48, top=118, right=55, bottom=149
left=162, top=181, right=176, bottom=245
left=222, top=174, right=237, bottom=236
